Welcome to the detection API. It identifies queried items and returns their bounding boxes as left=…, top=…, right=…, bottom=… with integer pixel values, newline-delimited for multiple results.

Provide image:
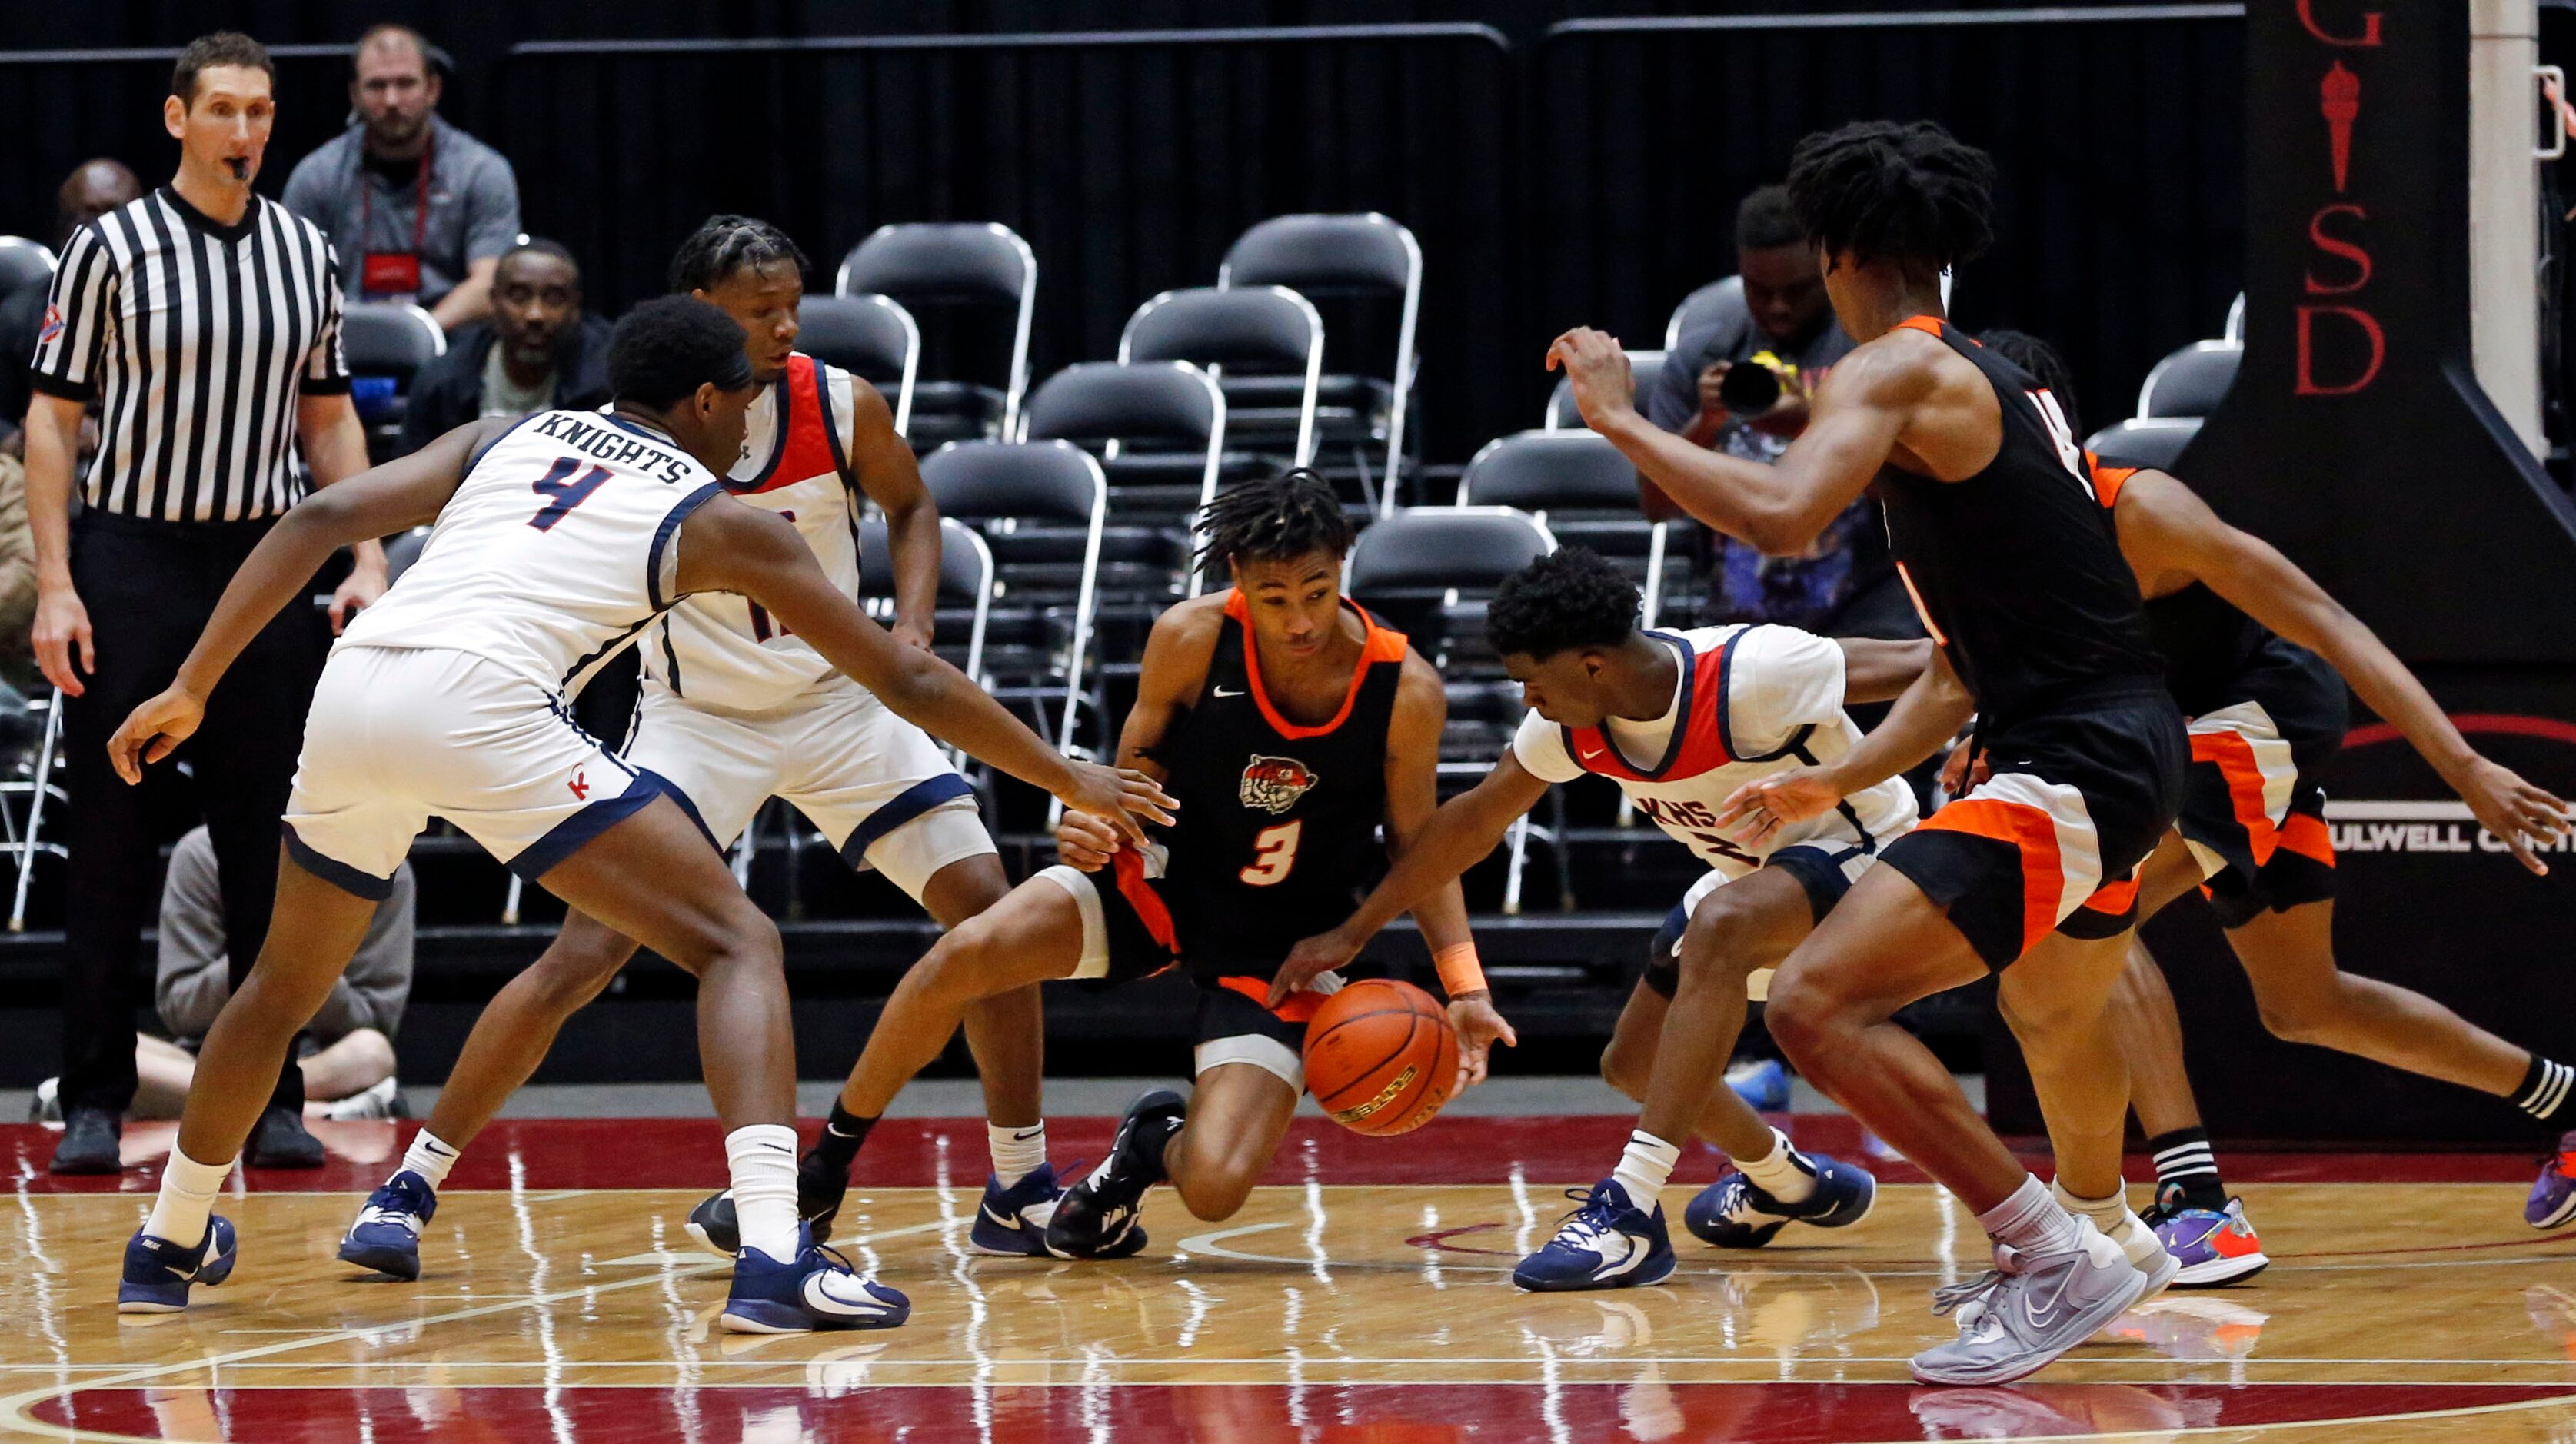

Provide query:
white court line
left=0, top=1217, right=952, bottom=1444
left=18, top=1356, right=2576, bottom=1372
left=1172, top=1221, right=1300, bottom=1263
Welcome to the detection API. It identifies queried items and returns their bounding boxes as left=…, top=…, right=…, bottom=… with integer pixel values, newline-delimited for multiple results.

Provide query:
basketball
left=1303, top=978, right=1459, bottom=1136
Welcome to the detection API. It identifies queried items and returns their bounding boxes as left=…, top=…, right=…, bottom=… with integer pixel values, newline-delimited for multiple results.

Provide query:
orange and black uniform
left=1872, top=317, right=2188, bottom=967
left=1087, top=592, right=1413, bottom=1051
left=2092, top=461, right=2342, bottom=927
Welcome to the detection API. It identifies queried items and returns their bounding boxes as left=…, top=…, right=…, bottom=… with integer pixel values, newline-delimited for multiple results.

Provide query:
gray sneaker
left=1909, top=1216, right=2150, bottom=1386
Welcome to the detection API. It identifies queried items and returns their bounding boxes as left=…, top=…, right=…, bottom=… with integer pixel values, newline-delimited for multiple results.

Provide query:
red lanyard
left=357, top=125, right=433, bottom=255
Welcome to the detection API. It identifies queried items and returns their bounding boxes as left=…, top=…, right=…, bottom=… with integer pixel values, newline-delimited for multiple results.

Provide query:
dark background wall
left=0, top=2, right=2245, bottom=465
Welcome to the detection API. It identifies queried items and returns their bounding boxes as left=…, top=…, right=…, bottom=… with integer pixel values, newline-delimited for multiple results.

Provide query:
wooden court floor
left=9, top=1115, right=2576, bottom=1441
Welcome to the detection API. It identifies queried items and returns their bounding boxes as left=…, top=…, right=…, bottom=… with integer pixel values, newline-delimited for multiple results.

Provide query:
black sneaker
left=245, top=1106, right=325, bottom=1169
left=684, top=1148, right=854, bottom=1256
left=48, top=1107, right=123, bottom=1175
left=1044, top=1090, right=1184, bottom=1259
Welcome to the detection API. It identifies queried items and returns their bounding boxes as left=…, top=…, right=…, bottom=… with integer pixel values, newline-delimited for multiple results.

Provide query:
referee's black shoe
left=48, top=1108, right=123, bottom=1175
left=246, top=1106, right=325, bottom=1169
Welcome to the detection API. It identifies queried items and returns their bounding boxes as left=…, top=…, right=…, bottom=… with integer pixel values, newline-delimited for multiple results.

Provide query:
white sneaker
left=30, top=1076, right=60, bottom=1124
left=1909, top=1217, right=2152, bottom=1386
left=2103, top=1209, right=2180, bottom=1300
left=315, top=1077, right=401, bottom=1122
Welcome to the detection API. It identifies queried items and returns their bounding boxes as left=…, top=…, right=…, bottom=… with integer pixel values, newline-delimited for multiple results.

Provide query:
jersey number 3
left=528, top=457, right=612, bottom=531
left=1240, top=820, right=1303, bottom=887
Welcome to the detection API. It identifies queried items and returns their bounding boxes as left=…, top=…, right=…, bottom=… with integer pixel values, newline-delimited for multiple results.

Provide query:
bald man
left=3, top=161, right=143, bottom=461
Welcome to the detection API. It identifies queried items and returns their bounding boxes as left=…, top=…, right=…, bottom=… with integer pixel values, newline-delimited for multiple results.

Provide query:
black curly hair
left=608, top=296, right=754, bottom=409
left=1975, top=328, right=2082, bottom=435
left=669, top=214, right=810, bottom=294
left=1786, top=120, right=1997, bottom=271
left=1196, top=469, right=1354, bottom=573
left=1487, top=547, right=1639, bottom=660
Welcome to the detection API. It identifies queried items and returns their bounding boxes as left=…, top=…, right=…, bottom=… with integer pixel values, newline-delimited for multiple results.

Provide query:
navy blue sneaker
left=1513, top=1179, right=1676, bottom=1293
left=684, top=1148, right=853, bottom=1257
left=970, top=1163, right=1149, bottom=1260
left=1045, top=1090, right=1184, bottom=1259
left=1726, top=1058, right=1792, bottom=1113
left=117, top=1216, right=238, bottom=1314
left=719, top=1226, right=910, bottom=1334
left=338, top=1170, right=438, bottom=1280
left=1684, top=1150, right=1877, bottom=1248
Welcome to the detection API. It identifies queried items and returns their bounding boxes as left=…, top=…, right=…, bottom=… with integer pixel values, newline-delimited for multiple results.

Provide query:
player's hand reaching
left=1055, top=761, right=1176, bottom=850
left=1448, top=992, right=1518, bottom=1089
left=890, top=618, right=934, bottom=652
left=1713, top=765, right=1843, bottom=850
left=1937, top=736, right=1989, bottom=797
left=2455, top=755, right=2571, bottom=877
left=1270, top=928, right=1360, bottom=1009
left=1053, top=808, right=1122, bottom=873
left=108, top=686, right=205, bottom=785
left=1546, top=328, right=1638, bottom=434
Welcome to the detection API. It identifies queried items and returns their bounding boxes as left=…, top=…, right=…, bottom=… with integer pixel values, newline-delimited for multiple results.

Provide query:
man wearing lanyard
left=282, top=25, right=520, bottom=332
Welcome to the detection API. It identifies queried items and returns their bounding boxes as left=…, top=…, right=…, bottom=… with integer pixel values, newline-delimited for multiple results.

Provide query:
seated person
left=35, top=827, right=417, bottom=1123
left=396, top=240, right=610, bottom=456
left=1642, top=186, right=1909, bottom=640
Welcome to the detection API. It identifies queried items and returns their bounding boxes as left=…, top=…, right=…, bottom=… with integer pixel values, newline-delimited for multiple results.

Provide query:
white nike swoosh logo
left=1213, top=687, right=1244, bottom=697
left=981, top=1204, right=1025, bottom=1230
left=2022, top=1260, right=2085, bottom=1332
left=1579, top=747, right=1604, bottom=760
left=804, top=1274, right=894, bottom=1317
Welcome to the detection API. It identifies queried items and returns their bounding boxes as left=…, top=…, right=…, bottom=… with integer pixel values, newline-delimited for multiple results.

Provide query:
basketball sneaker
left=969, top=1163, right=1150, bottom=1259
left=2528, top=1132, right=2576, bottom=1229
left=2142, top=1197, right=2267, bottom=1287
left=1908, top=1218, right=2152, bottom=1386
left=718, top=1225, right=910, bottom=1334
left=2102, top=1207, right=2182, bottom=1299
left=1045, top=1090, right=1184, bottom=1259
left=337, top=1170, right=438, bottom=1281
left=1683, top=1150, right=1876, bottom=1248
left=1512, top=1179, right=1676, bottom=1292
left=685, top=1148, right=853, bottom=1256
left=1725, top=1057, right=1791, bottom=1113
left=116, top=1216, right=238, bottom=1314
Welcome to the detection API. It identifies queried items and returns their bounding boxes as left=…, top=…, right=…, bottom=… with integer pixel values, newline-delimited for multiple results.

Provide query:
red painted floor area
left=1, top=1115, right=2553, bottom=1196
left=34, top=1381, right=2575, bottom=1442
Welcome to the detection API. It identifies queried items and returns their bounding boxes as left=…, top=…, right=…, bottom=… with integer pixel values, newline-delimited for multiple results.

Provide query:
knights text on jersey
left=644, top=353, right=866, bottom=710
left=338, top=410, right=722, bottom=697
left=1511, top=624, right=1918, bottom=877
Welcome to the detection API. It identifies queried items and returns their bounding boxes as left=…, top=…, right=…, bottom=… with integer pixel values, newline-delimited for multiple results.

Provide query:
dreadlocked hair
left=1787, top=120, right=1996, bottom=271
left=1975, top=328, right=2082, bottom=435
left=669, top=214, right=810, bottom=294
left=1195, top=469, right=1354, bottom=574
left=1486, top=547, right=1638, bottom=660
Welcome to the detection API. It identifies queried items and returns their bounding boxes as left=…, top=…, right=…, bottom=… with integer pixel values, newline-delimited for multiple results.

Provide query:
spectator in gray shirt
left=281, top=24, right=520, bottom=331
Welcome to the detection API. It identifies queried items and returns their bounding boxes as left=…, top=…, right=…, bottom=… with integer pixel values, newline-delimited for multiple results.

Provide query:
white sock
left=1978, top=1173, right=2083, bottom=1256
left=1610, top=1130, right=1682, bottom=1209
left=398, top=1130, right=461, bottom=1191
left=2050, top=1176, right=2133, bottom=1237
left=1734, top=1126, right=1819, bottom=1205
left=989, top=1122, right=1047, bottom=1189
left=725, top=1123, right=802, bottom=1260
left=145, top=1149, right=232, bottom=1249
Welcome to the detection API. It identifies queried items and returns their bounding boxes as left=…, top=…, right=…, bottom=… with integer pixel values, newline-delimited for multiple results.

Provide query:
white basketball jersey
left=338, top=410, right=723, bottom=697
left=641, top=354, right=863, bottom=712
left=1512, top=624, right=1919, bottom=881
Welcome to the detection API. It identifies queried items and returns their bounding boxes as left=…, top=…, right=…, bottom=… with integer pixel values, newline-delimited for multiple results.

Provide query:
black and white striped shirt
left=28, top=187, right=350, bottom=523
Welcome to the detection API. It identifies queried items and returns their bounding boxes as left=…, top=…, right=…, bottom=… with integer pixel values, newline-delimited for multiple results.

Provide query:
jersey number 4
left=1240, top=820, right=1303, bottom=887
left=527, top=457, right=612, bottom=531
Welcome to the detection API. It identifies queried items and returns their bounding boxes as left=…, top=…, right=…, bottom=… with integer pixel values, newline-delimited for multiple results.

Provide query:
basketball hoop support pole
left=2469, top=0, right=2544, bottom=455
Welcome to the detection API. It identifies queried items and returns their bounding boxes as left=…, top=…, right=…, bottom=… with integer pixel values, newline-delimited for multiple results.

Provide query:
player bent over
left=338, top=217, right=1060, bottom=1282
left=1979, top=331, right=2573, bottom=1279
left=687, top=471, right=1516, bottom=1259
left=103, top=298, right=1169, bottom=1333
left=1281, top=548, right=1919, bottom=1290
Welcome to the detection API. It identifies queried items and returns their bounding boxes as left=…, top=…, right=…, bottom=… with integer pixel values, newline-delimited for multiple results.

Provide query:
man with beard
left=399, top=240, right=611, bottom=454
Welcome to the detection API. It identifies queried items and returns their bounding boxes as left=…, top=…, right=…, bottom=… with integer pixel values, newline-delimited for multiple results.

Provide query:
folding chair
left=1220, top=213, right=1420, bottom=512
left=920, top=440, right=1107, bottom=752
left=0, top=236, right=56, bottom=304
left=5, top=689, right=66, bottom=932
left=1019, top=361, right=1227, bottom=589
left=341, top=302, right=446, bottom=462
left=1457, top=429, right=1677, bottom=628
left=1544, top=349, right=1664, bottom=433
left=794, top=294, right=920, bottom=436
left=1665, top=276, right=1742, bottom=351
left=1120, top=285, right=1323, bottom=467
left=2085, top=417, right=2202, bottom=471
left=837, top=223, right=1037, bottom=448
left=2135, top=340, right=2241, bottom=420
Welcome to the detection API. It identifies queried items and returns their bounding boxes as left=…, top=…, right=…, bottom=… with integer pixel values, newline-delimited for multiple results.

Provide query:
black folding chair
left=794, top=294, right=920, bottom=435
left=837, top=222, right=1037, bottom=450
left=1120, top=285, right=1323, bottom=468
left=1220, top=213, right=1420, bottom=511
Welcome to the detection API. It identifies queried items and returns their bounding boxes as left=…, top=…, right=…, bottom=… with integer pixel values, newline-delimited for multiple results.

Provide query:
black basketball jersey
left=1875, top=316, right=2168, bottom=734
left=1147, top=591, right=1411, bottom=979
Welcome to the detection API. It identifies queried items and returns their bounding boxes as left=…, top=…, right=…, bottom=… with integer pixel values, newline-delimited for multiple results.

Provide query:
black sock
left=2145, top=1126, right=2228, bottom=1213
left=812, top=1100, right=877, bottom=1176
left=2518, top=1055, right=2576, bottom=1130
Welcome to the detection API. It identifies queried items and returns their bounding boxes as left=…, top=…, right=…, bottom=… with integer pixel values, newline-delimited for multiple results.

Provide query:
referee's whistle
left=226, top=157, right=250, bottom=181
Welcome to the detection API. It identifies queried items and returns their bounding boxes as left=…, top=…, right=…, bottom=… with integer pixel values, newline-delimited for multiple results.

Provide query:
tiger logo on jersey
left=1239, top=755, right=1319, bottom=814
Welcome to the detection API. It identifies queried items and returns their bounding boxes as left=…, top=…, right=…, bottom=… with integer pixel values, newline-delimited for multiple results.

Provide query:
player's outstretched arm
left=1273, top=753, right=1552, bottom=1005
left=1713, top=644, right=1973, bottom=849
left=1376, top=653, right=1516, bottom=1082
left=845, top=378, right=941, bottom=650
left=1838, top=636, right=1935, bottom=703
left=105, top=418, right=506, bottom=784
left=1550, top=325, right=1916, bottom=554
left=677, top=497, right=1173, bottom=844
left=2117, top=467, right=2569, bottom=872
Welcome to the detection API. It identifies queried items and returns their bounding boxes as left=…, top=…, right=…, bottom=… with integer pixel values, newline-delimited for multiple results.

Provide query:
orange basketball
left=1302, top=977, right=1459, bottom=1136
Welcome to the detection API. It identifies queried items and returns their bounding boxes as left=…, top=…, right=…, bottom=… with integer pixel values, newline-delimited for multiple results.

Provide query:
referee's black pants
left=57, top=511, right=328, bottom=1119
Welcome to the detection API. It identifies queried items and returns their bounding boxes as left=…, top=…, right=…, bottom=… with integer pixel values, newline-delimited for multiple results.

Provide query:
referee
left=25, top=32, right=389, bottom=1174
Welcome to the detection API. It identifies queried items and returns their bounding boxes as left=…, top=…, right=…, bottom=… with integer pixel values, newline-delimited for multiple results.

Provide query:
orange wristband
left=1433, top=942, right=1486, bottom=997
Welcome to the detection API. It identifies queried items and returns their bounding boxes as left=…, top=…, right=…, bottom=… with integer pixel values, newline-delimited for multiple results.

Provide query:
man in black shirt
left=398, top=241, right=611, bottom=455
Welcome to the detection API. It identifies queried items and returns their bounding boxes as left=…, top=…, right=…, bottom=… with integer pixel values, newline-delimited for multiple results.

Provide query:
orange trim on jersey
left=1894, top=561, right=1949, bottom=647
left=2089, top=454, right=2138, bottom=511
left=2190, top=730, right=2281, bottom=869
left=1218, top=973, right=1326, bottom=1024
left=2079, top=871, right=2140, bottom=917
left=1223, top=589, right=1410, bottom=740
left=1892, top=314, right=1949, bottom=339
left=2276, top=810, right=2336, bottom=869
left=741, top=354, right=841, bottom=497
left=1917, top=797, right=2065, bottom=958
left=1111, top=848, right=1180, bottom=953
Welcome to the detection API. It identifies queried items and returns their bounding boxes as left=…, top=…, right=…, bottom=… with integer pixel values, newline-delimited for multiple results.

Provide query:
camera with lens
left=1718, top=350, right=1798, bottom=416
